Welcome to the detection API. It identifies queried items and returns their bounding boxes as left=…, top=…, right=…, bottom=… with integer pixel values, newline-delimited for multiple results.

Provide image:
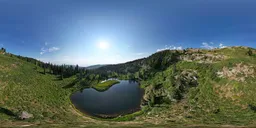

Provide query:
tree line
left=1, top=47, right=86, bottom=80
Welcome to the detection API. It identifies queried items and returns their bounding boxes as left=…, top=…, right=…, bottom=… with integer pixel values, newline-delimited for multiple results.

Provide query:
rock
left=19, top=111, right=33, bottom=120
left=180, top=53, right=225, bottom=63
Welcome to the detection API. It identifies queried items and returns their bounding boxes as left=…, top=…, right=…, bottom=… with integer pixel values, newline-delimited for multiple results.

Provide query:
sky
left=0, top=0, right=256, bottom=66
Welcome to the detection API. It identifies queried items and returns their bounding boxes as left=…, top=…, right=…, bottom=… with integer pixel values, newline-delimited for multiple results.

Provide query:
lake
left=70, top=80, right=144, bottom=118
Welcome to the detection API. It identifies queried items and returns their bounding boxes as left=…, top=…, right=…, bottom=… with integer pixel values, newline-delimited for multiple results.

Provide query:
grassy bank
left=92, top=80, right=120, bottom=91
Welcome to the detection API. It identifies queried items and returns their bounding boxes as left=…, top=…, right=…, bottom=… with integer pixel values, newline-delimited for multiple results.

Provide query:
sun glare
left=98, top=41, right=109, bottom=50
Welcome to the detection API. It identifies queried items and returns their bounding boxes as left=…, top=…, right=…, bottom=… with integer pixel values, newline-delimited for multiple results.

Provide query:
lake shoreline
left=70, top=79, right=145, bottom=120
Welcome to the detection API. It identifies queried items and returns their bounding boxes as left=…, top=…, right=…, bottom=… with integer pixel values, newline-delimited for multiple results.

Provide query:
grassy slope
left=137, top=47, right=256, bottom=126
left=0, top=54, right=157, bottom=127
left=93, top=80, right=120, bottom=91
left=0, top=54, right=84, bottom=123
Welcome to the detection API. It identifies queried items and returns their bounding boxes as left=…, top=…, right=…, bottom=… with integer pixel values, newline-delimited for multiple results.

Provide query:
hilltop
left=0, top=46, right=256, bottom=127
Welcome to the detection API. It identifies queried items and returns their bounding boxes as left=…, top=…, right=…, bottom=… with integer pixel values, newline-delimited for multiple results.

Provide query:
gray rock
left=19, top=111, right=33, bottom=120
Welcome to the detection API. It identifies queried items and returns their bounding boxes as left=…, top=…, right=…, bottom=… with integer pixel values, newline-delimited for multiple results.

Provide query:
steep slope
left=89, top=46, right=256, bottom=126
left=136, top=47, right=256, bottom=125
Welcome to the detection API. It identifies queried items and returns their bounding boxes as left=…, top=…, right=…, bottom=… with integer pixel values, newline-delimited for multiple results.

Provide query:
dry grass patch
left=217, top=63, right=255, bottom=82
left=214, top=83, right=244, bottom=101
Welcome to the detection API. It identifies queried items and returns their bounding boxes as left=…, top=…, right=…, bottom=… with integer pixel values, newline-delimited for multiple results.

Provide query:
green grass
left=92, top=80, right=120, bottom=91
left=0, top=54, right=81, bottom=123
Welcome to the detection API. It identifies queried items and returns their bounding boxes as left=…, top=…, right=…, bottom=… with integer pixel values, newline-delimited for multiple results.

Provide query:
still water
left=70, top=80, right=144, bottom=118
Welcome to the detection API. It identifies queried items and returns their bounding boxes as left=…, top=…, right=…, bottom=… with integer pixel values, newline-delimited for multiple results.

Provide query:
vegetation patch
left=93, top=80, right=120, bottom=91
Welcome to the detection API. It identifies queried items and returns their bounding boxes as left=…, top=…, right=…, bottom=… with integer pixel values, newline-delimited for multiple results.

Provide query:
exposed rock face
left=143, top=84, right=167, bottom=103
left=217, top=63, right=255, bottom=82
left=178, top=70, right=198, bottom=87
left=180, top=54, right=225, bottom=63
left=18, top=111, right=33, bottom=120
left=143, top=70, right=198, bottom=104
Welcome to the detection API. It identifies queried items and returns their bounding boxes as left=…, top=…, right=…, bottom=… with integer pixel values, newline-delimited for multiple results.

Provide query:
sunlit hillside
left=0, top=47, right=256, bottom=127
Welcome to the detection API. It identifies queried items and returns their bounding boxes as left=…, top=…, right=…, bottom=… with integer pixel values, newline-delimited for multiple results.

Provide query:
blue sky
left=0, top=0, right=256, bottom=66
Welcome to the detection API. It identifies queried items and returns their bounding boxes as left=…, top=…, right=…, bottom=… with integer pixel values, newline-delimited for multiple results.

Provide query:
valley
left=0, top=46, right=256, bottom=127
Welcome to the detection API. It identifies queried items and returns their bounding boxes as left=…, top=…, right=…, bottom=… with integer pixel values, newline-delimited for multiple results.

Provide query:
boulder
left=19, top=111, right=33, bottom=120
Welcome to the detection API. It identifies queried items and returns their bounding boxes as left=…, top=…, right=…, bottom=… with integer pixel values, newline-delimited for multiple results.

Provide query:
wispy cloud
left=157, top=45, right=183, bottom=52
left=135, top=52, right=146, bottom=56
left=201, top=42, right=216, bottom=49
left=0, top=43, right=3, bottom=47
left=40, top=42, right=60, bottom=55
left=201, top=42, right=227, bottom=49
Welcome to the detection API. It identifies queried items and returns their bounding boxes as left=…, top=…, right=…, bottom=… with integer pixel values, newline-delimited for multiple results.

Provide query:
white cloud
left=219, top=43, right=227, bottom=48
left=40, top=43, right=60, bottom=55
left=157, top=45, right=183, bottom=52
left=0, top=43, right=3, bottom=47
left=201, top=42, right=227, bottom=49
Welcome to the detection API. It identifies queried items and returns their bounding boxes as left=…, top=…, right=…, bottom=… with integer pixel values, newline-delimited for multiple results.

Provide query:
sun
left=98, top=41, right=109, bottom=50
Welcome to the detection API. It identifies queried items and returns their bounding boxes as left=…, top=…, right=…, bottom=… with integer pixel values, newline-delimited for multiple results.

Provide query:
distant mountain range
left=85, top=64, right=108, bottom=70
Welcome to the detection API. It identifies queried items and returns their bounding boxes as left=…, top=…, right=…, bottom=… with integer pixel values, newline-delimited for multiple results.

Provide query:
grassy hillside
left=0, top=53, right=82, bottom=123
left=0, top=52, right=164, bottom=127
left=89, top=46, right=256, bottom=126
left=1, top=46, right=256, bottom=127
left=136, top=47, right=256, bottom=125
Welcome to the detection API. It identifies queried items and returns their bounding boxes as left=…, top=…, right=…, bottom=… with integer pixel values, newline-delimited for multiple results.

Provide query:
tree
left=75, top=64, right=79, bottom=74
left=43, top=64, right=46, bottom=74
left=61, top=65, right=64, bottom=80
left=248, top=49, right=253, bottom=56
left=1, top=47, right=6, bottom=53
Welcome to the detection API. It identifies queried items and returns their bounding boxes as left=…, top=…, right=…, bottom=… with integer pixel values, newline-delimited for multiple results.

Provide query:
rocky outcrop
left=217, top=63, right=255, bottom=82
left=180, top=54, right=225, bottom=63
left=143, top=70, right=198, bottom=105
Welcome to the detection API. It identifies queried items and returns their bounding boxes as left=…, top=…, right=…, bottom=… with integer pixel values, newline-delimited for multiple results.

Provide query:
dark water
left=70, top=80, right=144, bottom=118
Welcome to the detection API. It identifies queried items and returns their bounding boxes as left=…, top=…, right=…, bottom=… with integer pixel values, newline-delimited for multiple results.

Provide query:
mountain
left=86, top=46, right=256, bottom=125
left=0, top=46, right=256, bottom=127
left=85, top=64, right=108, bottom=70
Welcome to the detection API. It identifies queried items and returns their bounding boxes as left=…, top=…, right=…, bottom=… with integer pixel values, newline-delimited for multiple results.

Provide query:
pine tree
left=61, top=65, right=64, bottom=80
left=43, top=64, right=46, bottom=74
left=1, top=47, right=6, bottom=53
left=75, top=64, right=79, bottom=74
